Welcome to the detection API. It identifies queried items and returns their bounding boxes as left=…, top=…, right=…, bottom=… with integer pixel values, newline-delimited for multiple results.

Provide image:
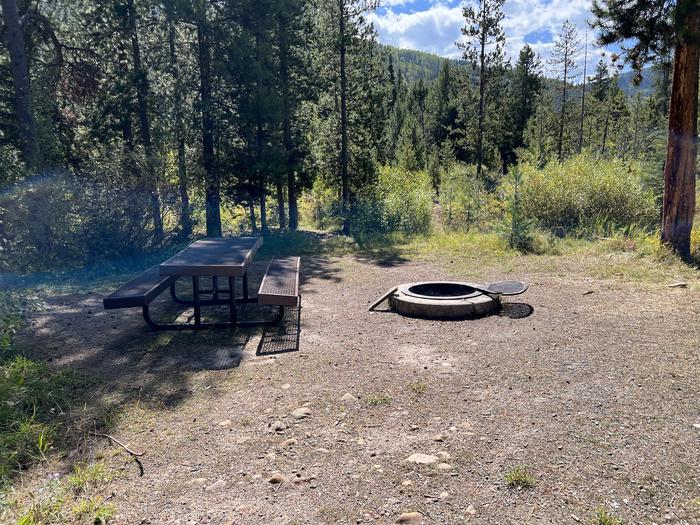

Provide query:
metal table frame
left=145, top=237, right=283, bottom=331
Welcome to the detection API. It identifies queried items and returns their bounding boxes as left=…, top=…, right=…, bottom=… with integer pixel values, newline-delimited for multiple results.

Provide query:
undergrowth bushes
left=518, top=154, right=658, bottom=235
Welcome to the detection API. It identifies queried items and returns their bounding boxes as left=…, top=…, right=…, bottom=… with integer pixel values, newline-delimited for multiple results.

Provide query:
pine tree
left=508, top=45, right=542, bottom=159
left=459, top=0, right=506, bottom=180
left=549, top=20, right=581, bottom=163
left=592, top=0, right=700, bottom=258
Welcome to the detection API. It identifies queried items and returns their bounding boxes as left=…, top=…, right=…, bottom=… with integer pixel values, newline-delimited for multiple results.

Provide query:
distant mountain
left=382, top=45, right=468, bottom=82
left=616, top=68, right=658, bottom=97
left=383, top=44, right=658, bottom=98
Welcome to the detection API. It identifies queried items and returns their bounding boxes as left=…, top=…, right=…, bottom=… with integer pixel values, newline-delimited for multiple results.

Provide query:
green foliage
left=504, top=466, right=536, bottom=488
left=519, top=154, right=658, bottom=235
left=0, top=295, right=85, bottom=486
left=439, top=163, right=485, bottom=231
left=346, top=166, right=433, bottom=242
left=503, top=166, right=536, bottom=252
left=592, top=508, right=623, bottom=525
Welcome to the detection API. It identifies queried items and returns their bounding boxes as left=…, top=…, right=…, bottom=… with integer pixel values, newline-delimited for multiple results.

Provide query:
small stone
left=280, top=438, right=297, bottom=447
left=435, top=463, right=453, bottom=471
left=271, top=420, right=287, bottom=432
left=218, top=419, right=232, bottom=427
left=236, top=437, right=252, bottom=445
left=432, top=434, right=445, bottom=442
left=667, top=282, right=688, bottom=288
left=401, top=479, right=413, bottom=486
left=396, top=511, right=423, bottom=524
left=315, top=448, right=330, bottom=454
left=186, top=477, right=207, bottom=485
left=693, top=423, right=700, bottom=430
left=205, top=479, right=226, bottom=492
left=437, top=451, right=451, bottom=460
left=439, top=491, right=450, bottom=500
left=281, top=383, right=291, bottom=389
left=291, top=407, right=312, bottom=420
left=466, top=504, right=476, bottom=515
left=341, top=393, right=358, bottom=403
left=268, top=472, right=287, bottom=484
left=405, top=453, right=439, bottom=466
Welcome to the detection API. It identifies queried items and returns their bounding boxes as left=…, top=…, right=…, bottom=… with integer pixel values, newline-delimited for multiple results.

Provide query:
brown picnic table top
left=159, top=236, right=263, bottom=277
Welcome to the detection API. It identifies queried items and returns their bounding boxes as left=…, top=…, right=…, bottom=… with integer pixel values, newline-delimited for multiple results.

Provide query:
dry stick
left=94, top=433, right=145, bottom=477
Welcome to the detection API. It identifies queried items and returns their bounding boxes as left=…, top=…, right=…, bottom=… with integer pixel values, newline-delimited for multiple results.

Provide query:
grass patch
left=71, top=496, right=115, bottom=522
left=67, top=461, right=112, bottom=495
left=504, top=466, right=536, bottom=489
left=407, top=381, right=428, bottom=395
left=363, top=394, right=391, bottom=406
left=592, top=507, right=623, bottom=525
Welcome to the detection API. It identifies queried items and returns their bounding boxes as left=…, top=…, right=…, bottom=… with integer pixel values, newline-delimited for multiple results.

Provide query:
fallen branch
left=94, top=433, right=145, bottom=456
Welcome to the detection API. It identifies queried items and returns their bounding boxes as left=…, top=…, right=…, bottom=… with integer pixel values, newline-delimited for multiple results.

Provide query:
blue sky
left=369, top=0, right=607, bottom=77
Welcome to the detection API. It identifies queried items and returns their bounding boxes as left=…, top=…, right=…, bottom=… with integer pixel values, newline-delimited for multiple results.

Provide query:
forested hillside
left=0, top=0, right=695, bottom=274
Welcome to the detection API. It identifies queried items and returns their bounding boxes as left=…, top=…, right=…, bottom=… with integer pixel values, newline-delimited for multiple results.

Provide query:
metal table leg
left=193, top=276, right=201, bottom=327
left=243, top=273, right=249, bottom=301
left=229, top=276, right=236, bottom=325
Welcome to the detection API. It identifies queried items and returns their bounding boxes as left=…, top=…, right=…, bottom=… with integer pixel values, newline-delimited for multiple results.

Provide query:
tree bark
left=126, top=0, right=162, bottom=242
left=476, top=9, right=486, bottom=180
left=276, top=179, right=286, bottom=228
left=254, top=32, right=267, bottom=235
left=578, top=33, right=587, bottom=153
left=197, top=5, right=222, bottom=237
left=1, top=0, right=39, bottom=168
left=278, top=10, right=298, bottom=229
left=169, top=20, right=192, bottom=238
left=339, top=0, right=350, bottom=235
left=661, top=37, right=699, bottom=259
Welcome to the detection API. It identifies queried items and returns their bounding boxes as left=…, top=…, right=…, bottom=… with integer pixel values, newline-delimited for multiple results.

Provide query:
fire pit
left=389, top=281, right=500, bottom=319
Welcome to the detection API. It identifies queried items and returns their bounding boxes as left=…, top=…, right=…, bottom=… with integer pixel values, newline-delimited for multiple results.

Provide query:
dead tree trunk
left=661, top=34, right=699, bottom=259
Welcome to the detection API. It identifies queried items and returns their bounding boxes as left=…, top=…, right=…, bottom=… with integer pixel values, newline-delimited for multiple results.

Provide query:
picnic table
left=103, top=236, right=300, bottom=331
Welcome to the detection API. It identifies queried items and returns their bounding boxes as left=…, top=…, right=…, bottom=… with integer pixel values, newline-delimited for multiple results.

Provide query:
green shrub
left=350, top=166, right=433, bottom=240
left=519, top=154, right=658, bottom=235
left=439, top=163, right=486, bottom=231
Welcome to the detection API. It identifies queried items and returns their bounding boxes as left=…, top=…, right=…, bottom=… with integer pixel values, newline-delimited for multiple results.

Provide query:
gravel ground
left=13, top=254, right=700, bottom=524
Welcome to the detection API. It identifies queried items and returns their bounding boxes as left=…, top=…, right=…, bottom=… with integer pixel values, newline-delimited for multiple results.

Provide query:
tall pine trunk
left=661, top=33, right=699, bottom=259
left=339, top=0, right=350, bottom=235
left=197, top=8, right=222, bottom=237
left=578, top=34, right=587, bottom=153
left=276, top=180, right=286, bottom=229
left=557, top=63, right=568, bottom=162
left=127, top=0, right=162, bottom=242
left=1, top=0, right=39, bottom=168
left=169, top=21, right=192, bottom=238
left=278, top=12, right=298, bottom=230
left=254, top=32, right=267, bottom=235
left=476, top=19, right=486, bottom=180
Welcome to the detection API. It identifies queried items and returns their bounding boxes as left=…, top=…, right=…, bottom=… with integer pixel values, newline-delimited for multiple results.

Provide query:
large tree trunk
left=278, top=11, right=298, bottom=230
left=197, top=8, right=222, bottom=237
left=276, top=179, right=286, bottom=229
left=254, top=32, right=267, bottom=235
left=169, top=21, right=192, bottom=238
left=661, top=37, right=699, bottom=259
left=339, top=0, right=350, bottom=235
left=1, top=0, right=39, bottom=168
left=126, top=0, right=163, bottom=242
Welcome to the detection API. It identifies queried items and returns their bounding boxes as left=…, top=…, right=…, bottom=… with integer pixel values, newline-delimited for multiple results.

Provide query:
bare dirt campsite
left=4, top=235, right=700, bottom=525
left=3, top=0, right=700, bottom=524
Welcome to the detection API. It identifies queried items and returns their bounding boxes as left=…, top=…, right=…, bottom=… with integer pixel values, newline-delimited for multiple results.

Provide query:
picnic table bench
left=103, top=236, right=301, bottom=331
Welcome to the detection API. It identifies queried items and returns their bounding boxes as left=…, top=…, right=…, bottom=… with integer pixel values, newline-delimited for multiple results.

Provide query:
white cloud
left=370, top=0, right=608, bottom=77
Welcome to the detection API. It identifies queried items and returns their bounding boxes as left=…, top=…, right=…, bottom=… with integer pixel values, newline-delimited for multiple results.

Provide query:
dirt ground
left=12, top=253, right=700, bottom=524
